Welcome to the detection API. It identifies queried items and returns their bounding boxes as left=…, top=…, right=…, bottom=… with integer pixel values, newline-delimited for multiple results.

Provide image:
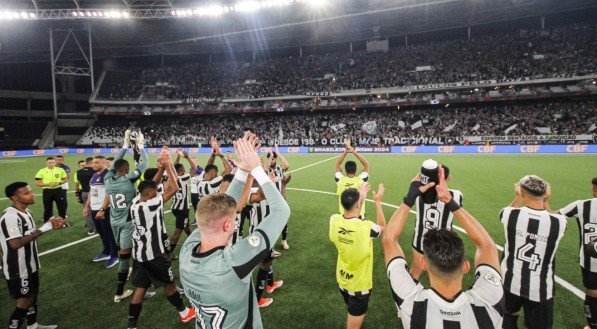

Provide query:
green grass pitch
left=0, top=153, right=595, bottom=328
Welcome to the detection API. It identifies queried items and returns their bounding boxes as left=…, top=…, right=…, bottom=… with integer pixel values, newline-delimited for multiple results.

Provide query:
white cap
left=422, top=159, right=438, bottom=170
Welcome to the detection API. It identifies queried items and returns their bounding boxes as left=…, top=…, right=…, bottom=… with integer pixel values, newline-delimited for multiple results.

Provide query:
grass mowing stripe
left=286, top=186, right=587, bottom=300
left=286, top=155, right=340, bottom=174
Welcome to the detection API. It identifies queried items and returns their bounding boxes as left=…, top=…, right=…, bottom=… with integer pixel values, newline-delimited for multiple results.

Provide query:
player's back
left=180, top=230, right=261, bottom=329
left=105, top=173, right=137, bottom=223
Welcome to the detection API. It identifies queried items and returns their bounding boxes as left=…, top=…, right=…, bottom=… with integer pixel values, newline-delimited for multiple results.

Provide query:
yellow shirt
left=35, top=167, right=67, bottom=189
left=335, top=172, right=368, bottom=216
left=329, top=213, right=381, bottom=292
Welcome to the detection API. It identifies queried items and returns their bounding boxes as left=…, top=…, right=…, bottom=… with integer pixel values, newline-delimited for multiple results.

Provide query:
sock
left=128, top=303, right=142, bottom=329
left=8, top=307, right=28, bottom=329
left=585, top=295, right=597, bottom=329
left=166, top=291, right=185, bottom=312
left=178, top=308, right=190, bottom=318
left=256, top=268, right=268, bottom=300
left=25, top=303, right=37, bottom=327
left=116, top=254, right=131, bottom=295
left=282, top=224, right=288, bottom=240
left=267, top=269, right=274, bottom=286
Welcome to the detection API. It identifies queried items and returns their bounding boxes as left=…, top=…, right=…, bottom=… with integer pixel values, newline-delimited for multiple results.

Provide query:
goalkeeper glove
left=123, top=129, right=132, bottom=149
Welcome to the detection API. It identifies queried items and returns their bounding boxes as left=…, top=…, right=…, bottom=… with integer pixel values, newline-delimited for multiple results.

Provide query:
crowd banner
left=464, top=134, right=594, bottom=145
left=1, top=144, right=596, bottom=158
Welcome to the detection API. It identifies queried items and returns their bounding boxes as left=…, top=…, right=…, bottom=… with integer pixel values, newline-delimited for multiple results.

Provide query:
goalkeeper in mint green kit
left=96, top=129, right=148, bottom=303
left=179, top=132, right=291, bottom=329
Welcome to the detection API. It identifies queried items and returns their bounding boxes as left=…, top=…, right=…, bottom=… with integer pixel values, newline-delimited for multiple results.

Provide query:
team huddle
left=0, top=131, right=596, bottom=329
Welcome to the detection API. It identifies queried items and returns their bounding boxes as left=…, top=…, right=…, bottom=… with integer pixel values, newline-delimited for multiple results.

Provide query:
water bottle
left=420, top=159, right=439, bottom=204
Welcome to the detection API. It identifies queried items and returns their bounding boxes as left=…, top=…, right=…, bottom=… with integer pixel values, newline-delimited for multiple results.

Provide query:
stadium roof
left=0, top=0, right=595, bottom=64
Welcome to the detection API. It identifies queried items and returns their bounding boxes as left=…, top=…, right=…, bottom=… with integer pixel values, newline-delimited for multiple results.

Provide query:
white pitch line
left=286, top=187, right=586, bottom=300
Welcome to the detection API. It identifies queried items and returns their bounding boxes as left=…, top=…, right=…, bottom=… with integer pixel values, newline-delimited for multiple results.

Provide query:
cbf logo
left=420, top=174, right=430, bottom=185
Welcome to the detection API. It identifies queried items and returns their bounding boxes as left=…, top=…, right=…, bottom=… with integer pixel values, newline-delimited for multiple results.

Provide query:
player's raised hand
left=373, top=184, right=385, bottom=202
left=403, top=173, right=436, bottom=207
left=176, top=147, right=184, bottom=157
left=234, top=134, right=260, bottom=172
left=358, top=182, right=371, bottom=206
left=436, top=165, right=452, bottom=204
left=136, top=131, right=145, bottom=148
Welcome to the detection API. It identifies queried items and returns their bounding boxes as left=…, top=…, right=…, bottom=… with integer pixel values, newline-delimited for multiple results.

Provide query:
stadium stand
left=78, top=101, right=596, bottom=147
left=0, top=120, right=49, bottom=150
left=95, top=23, right=596, bottom=101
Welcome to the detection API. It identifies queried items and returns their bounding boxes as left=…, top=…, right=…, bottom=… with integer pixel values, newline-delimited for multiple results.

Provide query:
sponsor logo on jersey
left=338, top=227, right=355, bottom=236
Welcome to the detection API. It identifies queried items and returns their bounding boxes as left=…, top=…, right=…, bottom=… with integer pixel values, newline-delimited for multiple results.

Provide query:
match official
left=34, top=157, right=67, bottom=223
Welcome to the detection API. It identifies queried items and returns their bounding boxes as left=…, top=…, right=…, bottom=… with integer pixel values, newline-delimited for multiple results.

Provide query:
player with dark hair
left=34, top=157, right=68, bottom=223
left=55, top=155, right=71, bottom=219
left=501, top=175, right=567, bottom=329
left=410, top=162, right=463, bottom=279
left=179, top=132, right=291, bottom=329
left=97, top=130, right=148, bottom=302
left=168, top=148, right=198, bottom=260
left=267, top=145, right=292, bottom=250
left=2, top=182, right=67, bottom=329
left=127, top=151, right=196, bottom=328
left=106, top=157, right=114, bottom=168
left=76, top=157, right=97, bottom=235
left=329, top=183, right=386, bottom=329
left=335, top=140, right=369, bottom=217
left=559, top=177, right=597, bottom=329
left=382, top=166, right=504, bottom=328
left=197, top=137, right=232, bottom=198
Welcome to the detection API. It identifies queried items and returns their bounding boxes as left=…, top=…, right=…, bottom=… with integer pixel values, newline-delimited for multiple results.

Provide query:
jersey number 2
left=516, top=243, right=542, bottom=271
left=109, top=193, right=127, bottom=209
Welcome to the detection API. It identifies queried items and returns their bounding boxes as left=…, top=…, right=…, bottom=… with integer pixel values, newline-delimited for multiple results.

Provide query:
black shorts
left=172, top=209, right=189, bottom=230
left=6, top=272, right=39, bottom=299
left=582, top=267, right=597, bottom=290
left=504, top=291, right=553, bottom=329
left=339, top=288, right=371, bottom=316
left=131, top=254, right=175, bottom=289
left=191, top=193, right=199, bottom=211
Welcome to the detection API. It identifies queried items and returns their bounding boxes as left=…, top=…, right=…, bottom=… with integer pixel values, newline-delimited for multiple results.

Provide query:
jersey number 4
left=109, top=193, right=128, bottom=209
left=516, top=243, right=542, bottom=271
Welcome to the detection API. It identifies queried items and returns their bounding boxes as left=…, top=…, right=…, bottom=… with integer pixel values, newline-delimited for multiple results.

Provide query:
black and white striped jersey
left=171, top=174, right=191, bottom=211
left=130, top=195, right=170, bottom=262
left=249, top=188, right=270, bottom=234
left=559, top=198, right=597, bottom=272
left=387, top=257, right=504, bottom=329
left=269, top=165, right=285, bottom=191
left=190, top=174, right=201, bottom=194
left=0, top=207, right=40, bottom=280
left=500, top=206, right=567, bottom=301
left=198, top=172, right=223, bottom=198
left=413, top=190, right=463, bottom=252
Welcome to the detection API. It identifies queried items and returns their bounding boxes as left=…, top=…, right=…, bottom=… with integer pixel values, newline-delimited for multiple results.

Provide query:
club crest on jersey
left=420, top=174, right=430, bottom=185
left=55, top=174, right=59, bottom=178
left=248, top=235, right=260, bottom=247
left=484, top=273, right=501, bottom=286
left=20, top=287, right=29, bottom=295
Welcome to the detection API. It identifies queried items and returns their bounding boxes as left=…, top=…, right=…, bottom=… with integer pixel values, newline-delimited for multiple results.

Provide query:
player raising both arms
left=267, top=145, right=292, bottom=250
left=410, top=161, right=463, bottom=280
left=168, top=148, right=198, bottom=260
left=127, top=149, right=196, bottom=329
left=196, top=137, right=232, bottom=199
left=382, top=166, right=504, bottom=328
left=97, top=129, right=148, bottom=303
left=335, top=140, right=369, bottom=218
left=179, top=132, right=291, bottom=329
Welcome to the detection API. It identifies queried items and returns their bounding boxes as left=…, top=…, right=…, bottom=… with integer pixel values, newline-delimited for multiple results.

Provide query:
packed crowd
left=79, top=101, right=596, bottom=147
left=96, top=23, right=596, bottom=101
